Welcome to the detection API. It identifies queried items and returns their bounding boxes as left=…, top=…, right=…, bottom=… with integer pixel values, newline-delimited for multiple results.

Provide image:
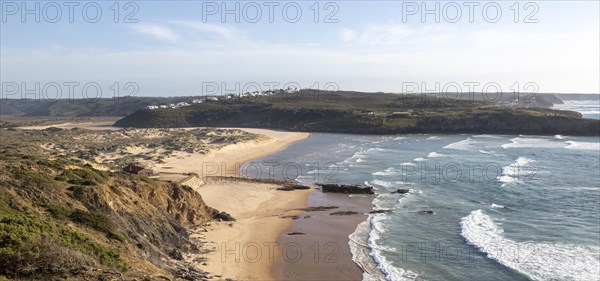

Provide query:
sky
left=1, top=0, right=599, bottom=98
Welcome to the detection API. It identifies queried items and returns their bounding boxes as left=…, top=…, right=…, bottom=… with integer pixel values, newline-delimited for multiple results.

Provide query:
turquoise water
left=240, top=106, right=600, bottom=281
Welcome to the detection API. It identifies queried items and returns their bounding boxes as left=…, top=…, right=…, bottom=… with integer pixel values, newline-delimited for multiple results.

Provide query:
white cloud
left=169, top=21, right=246, bottom=42
left=339, top=23, right=418, bottom=45
left=130, top=24, right=179, bottom=42
left=340, top=28, right=357, bottom=42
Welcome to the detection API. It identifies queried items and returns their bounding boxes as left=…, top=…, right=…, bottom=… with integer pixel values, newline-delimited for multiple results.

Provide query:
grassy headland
left=115, top=91, right=599, bottom=136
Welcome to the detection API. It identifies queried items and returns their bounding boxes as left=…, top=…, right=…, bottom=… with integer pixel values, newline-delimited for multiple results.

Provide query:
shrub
left=69, top=210, right=126, bottom=242
left=14, top=170, right=57, bottom=190
left=0, top=214, right=128, bottom=277
left=45, top=205, right=72, bottom=220
left=57, top=168, right=108, bottom=186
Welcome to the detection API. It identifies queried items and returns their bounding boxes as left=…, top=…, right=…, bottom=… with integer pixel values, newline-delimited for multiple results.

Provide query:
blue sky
left=1, top=1, right=599, bottom=97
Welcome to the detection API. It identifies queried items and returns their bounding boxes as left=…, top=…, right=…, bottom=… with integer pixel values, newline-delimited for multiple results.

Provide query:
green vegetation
left=15, top=170, right=58, bottom=190
left=69, top=209, right=127, bottom=242
left=55, top=168, right=110, bottom=186
left=45, top=205, right=126, bottom=242
left=0, top=213, right=127, bottom=278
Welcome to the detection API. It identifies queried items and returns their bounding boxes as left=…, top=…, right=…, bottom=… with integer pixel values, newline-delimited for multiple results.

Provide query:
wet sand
left=272, top=191, right=373, bottom=280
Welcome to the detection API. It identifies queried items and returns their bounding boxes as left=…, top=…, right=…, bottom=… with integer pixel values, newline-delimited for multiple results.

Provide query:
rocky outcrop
left=298, top=206, right=339, bottom=212
left=213, top=211, right=235, bottom=222
left=330, top=211, right=359, bottom=216
left=277, top=184, right=311, bottom=191
left=317, top=183, right=375, bottom=194
left=369, top=209, right=393, bottom=214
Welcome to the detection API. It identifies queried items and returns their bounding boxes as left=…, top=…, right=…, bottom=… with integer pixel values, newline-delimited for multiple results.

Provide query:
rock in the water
left=417, top=210, right=434, bottom=215
left=317, top=183, right=374, bottom=194
left=369, top=209, right=393, bottom=214
left=393, top=188, right=410, bottom=194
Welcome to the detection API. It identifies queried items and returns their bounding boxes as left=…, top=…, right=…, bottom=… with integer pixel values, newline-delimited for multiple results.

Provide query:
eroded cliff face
left=0, top=151, right=217, bottom=280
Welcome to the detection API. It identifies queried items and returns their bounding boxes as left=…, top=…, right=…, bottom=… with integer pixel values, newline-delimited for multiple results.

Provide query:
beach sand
left=153, top=128, right=310, bottom=179
left=272, top=192, right=373, bottom=280
left=191, top=178, right=312, bottom=280
left=182, top=129, right=314, bottom=280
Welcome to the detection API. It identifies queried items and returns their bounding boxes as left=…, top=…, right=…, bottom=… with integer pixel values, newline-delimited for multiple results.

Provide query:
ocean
left=553, top=99, right=600, bottom=120
left=241, top=103, right=600, bottom=281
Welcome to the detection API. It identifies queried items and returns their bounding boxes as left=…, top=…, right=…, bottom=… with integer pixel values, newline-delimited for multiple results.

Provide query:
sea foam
left=565, top=141, right=600, bottom=151
left=460, top=210, right=600, bottom=281
left=497, top=157, right=535, bottom=184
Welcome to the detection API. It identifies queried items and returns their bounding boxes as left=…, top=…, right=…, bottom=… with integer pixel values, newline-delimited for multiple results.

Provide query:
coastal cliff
left=0, top=130, right=220, bottom=280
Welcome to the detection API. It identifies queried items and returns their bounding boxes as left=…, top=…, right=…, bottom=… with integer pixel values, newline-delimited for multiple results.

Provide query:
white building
left=146, top=105, right=159, bottom=110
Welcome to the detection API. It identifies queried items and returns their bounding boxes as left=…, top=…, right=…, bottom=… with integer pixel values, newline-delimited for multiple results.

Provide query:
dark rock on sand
left=281, top=215, right=300, bottom=220
left=317, top=183, right=374, bottom=194
left=298, top=206, right=339, bottom=212
left=213, top=211, right=236, bottom=221
left=175, top=266, right=211, bottom=281
left=330, top=211, right=359, bottom=216
left=277, top=184, right=311, bottom=191
left=287, top=232, right=306, bottom=235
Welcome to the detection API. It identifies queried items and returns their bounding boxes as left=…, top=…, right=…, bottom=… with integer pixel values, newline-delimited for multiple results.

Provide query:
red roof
left=123, top=164, right=149, bottom=173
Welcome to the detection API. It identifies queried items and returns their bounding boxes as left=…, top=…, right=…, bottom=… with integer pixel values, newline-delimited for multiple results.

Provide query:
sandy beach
left=181, top=128, right=313, bottom=280
left=154, top=128, right=310, bottom=178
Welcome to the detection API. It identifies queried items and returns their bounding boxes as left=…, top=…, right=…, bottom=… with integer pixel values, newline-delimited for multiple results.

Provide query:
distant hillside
left=2, top=92, right=596, bottom=117
left=554, top=93, right=600, bottom=101
left=115, top=90, right=600, bottom=136
left=0, top=97, right=191, bottom=117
